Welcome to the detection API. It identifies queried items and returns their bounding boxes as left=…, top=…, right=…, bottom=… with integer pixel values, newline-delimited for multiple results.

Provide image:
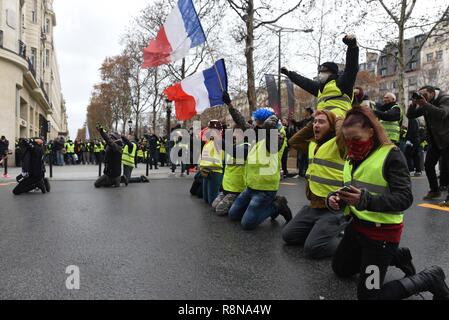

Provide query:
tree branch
left=254, top=0, right=303, bottom=29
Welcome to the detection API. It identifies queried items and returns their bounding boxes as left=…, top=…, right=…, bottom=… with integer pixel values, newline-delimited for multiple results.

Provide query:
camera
left=412, top=92, right=424, bottom=100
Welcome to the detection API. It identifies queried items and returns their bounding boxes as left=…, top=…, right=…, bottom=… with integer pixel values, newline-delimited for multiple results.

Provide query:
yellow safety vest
left=317, top=80, right=353, bottom=118
left=245, top=137, right=286, bottom=191
left=160, top=141, right=167, bottom=154
left=222, top=143, right=250, bottom=193
left=306, top=137, right=345, bottom=197
left=380, top=105, right=403, bottom=143
left=343, top=144, right=404, bottom=225
left=66, top=143, right=75, bottom=154
left=122, top=143, right=137, bottom=168
left=137, top=149, right=144, bottom=158
left=199, top=140, right=224, bottom=173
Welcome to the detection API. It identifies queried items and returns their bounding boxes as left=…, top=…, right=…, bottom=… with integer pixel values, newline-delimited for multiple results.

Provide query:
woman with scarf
left=327, top=106, right=449, bottom=300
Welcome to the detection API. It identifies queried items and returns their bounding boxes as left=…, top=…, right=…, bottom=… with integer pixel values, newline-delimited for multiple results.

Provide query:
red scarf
left=346, top=138, right=374, bottom=161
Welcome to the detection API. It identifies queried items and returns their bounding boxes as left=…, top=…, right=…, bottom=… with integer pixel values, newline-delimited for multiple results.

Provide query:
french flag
left=142, top=0, right=206, bottom=68
left=164, top=59, right=228, bottom=121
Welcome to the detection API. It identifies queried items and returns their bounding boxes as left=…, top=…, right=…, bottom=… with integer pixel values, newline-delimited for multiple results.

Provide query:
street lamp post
left=166, top=99, right=172, bottom=167
left=267, top=25, right=313, bottom=118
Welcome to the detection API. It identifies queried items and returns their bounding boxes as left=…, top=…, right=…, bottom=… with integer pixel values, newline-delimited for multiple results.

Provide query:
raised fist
left=280, top=67, right=289, bottom=76
left=343, top=34, right=357, bottom=47
left=262, top=115, right=280, bottom=130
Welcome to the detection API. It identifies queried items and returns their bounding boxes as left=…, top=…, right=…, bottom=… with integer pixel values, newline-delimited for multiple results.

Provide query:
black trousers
left=13, top=177, right=44, bottom=195
left=94, top=175, right=120, bottom=188
left=282, top=206, right=347, bottom=259
left=332, top=223, right=412, bottom=300
left=425, top=144, right=449, bottom=192
left=405, top=144, right=423, bottom=173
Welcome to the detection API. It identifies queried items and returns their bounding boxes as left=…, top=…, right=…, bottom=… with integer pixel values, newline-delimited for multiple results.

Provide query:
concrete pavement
left=0, top=175, right=448, bottom=299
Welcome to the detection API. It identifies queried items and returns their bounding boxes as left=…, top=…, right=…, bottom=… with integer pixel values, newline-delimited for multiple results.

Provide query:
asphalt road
left=0, top=176, right=448, bottom=300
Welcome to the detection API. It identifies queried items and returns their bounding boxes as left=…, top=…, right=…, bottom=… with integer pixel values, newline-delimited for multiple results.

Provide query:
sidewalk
left=0, top=164, right=194, bottom=182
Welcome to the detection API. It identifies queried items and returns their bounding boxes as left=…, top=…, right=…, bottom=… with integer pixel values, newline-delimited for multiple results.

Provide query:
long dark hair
left=341, top=106, right=392, bottom=147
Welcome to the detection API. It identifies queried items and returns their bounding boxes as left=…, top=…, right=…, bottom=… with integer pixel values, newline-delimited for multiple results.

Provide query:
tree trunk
left=246, top=0, right=257, bottom=114
left=397, top=0, right=407, bottom=107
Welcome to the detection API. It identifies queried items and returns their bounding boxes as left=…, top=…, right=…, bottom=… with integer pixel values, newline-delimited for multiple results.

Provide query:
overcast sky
left=54, top=0, right=148, bottom=139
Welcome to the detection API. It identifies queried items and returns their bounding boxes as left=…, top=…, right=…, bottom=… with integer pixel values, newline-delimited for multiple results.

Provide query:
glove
left=343, top=34, right=357, bottom=47
left=222, top=91, right=231, bottom=105
left=262, top=115, right=279, bottom=129
left=280, top=67, right=289, bottom=76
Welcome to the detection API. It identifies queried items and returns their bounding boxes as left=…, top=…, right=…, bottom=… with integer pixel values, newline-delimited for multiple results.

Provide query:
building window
left=436, top=50, right=443, bottom=60
left=45, top=49, right=50, bottom=67
left=44, top=18, right=50, bottom=34
left=381, top=56, right=387, bottom=66
left=410, top=61, right=418, bottom=70
left=381, top=68, right=387, bottom=76
left=32, top=0, right=38, bottom=23
left=31, top=47, right=37, bottom=66
left=409, top=77, right=417, bottom=86
left=393, top=80, right=398, bottom=89
left=427, top=53, right=434, bottom=62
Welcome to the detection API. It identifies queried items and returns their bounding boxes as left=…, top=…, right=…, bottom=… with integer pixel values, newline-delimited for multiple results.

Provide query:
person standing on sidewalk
left=407, top=86, right=449, bottom=201
left=1, top=135, right=11, bottom=178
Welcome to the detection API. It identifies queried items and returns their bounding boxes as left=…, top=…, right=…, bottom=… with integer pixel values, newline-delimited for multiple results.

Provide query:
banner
left=265, top=74, right=280, bottom=117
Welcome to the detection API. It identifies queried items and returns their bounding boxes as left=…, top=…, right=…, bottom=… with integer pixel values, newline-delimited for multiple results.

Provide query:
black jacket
left=374, top=102, right=401, bottom=122
left=21, top=141, right=45, bottom=179
left=0, top=139, right=9, bottom=156
left=407, top=91, right=449, bottom=149
left=100, top=130, right=122, bottom=178
left=285, top=45, right=359, bottom=98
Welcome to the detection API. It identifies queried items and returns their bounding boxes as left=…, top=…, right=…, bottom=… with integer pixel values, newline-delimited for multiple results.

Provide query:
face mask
left=318, top=72, right=330, bottom=84
left=346, top=137, right=374, bottom=161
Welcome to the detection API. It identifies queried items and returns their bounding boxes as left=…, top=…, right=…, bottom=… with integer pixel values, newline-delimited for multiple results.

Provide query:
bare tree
left=358, top=0, right=449, bottom=104
left=226, top=0, right=308, bottom=113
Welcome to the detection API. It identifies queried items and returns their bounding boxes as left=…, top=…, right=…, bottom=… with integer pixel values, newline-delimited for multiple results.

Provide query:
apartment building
left=0, top=0, right=68, bottom=161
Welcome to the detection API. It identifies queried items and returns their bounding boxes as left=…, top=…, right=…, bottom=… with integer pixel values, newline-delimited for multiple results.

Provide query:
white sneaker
left=169, top=172, right=176, bottom=177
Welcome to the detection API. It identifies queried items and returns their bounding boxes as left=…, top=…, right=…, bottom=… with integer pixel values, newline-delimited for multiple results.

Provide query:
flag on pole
left=85, top=125, right=90, bottom=141
left=265, top=74, right=281, bottom=117
left=287, top=79, right=296, bottom=120
left=142, top=0, right=206, bottom=68
left=164, top=59, right=228, bottom=121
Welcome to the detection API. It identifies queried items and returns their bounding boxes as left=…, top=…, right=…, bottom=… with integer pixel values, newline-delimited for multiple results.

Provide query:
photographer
left=13, top=138, right=50, bottom=195
left=407, top=86, right=449, bottom=201
left=94, top=124, right=123, bottom=188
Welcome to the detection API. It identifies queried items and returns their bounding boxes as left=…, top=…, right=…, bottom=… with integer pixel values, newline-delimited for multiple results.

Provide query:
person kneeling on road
left=94, top=124, right=123, bottom=188
left=282, top=110, right=348, bottom=259
left=223, top=92, right=292, bottom=230
left=212, top=125, right=250, bottom=216
left=327, top=106, right=449, bottom=300
left=13, top=138, right=50, bottom=195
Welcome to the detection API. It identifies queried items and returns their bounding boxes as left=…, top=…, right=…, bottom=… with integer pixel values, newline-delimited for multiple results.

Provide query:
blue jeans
left=202, top=172, right=223, bottom=205
left=56, top=151, right=64, bottom=166
left=229, top=188, right=278, bottom=230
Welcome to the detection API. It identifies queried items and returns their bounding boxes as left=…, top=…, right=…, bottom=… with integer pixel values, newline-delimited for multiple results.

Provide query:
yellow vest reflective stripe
left=306, top=137, right=345, bottom=197
left=317, top=80, right=353, bottom=118
left=343, top=144, right=404, bottom=225
left=380, top=105, right=403, bottom=143
left=200, top=141, right=224, bottom=173
left=245, top=138, right=286, bottom=191
left=222, top=143, right=250, bottom=193
left=122, top=143, right=137, bottom=167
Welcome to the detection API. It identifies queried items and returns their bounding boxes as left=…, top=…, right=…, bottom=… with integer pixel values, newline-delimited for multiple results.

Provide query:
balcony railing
left=27, top=58, right=37, bottom=78
left=19, top=40, right=27, bottom=58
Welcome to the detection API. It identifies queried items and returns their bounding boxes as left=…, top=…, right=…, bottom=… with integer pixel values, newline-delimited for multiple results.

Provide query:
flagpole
left=204, top=41, right=225, bottom=93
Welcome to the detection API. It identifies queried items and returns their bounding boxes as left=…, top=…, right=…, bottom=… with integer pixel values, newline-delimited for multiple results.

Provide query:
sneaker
left=413, top=172, right=422, bottom=177
left=169, top=172, right=176, bottom=177
left=274, top=196, right=292, bottom=223
left=423, top=191, right=442, bottom=200
left=2, top=174, right=11, bottom=179
left=43, top=178, right=51, bottom=193
left=37, top=181, right=46, bottom=194
left=293, top=175, right=299, bottom=179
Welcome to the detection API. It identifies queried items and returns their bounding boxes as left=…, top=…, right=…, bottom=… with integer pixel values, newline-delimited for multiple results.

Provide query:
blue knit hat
left=252, top=108, right=275, bottom=122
